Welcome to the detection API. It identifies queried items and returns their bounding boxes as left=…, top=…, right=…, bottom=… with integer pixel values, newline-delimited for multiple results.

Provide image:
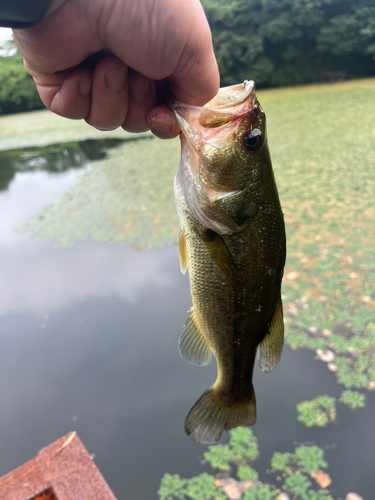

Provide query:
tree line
left=0, top=41, right=43, bottom=114
left=1, top=0, right=374, bottom=114
left=202, top=0, right=375, bottom=87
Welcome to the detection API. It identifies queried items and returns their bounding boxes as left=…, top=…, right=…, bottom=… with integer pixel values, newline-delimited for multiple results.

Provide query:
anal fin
left=179, top=308, right=212, bottom=366
left=258, top=297, right=284, bottom=373
left=178, top=229, right=188, bottom=274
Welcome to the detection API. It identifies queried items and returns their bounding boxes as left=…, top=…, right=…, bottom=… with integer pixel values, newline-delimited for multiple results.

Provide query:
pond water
left=0, top=132, right=373, bottom=500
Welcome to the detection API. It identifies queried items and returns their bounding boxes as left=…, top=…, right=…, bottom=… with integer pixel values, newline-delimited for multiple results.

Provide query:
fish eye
left=243, top=129, right=262, bottom=152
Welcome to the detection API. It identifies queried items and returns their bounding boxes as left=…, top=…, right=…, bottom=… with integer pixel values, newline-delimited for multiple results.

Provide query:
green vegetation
left=159, top=473, right=226, bottom=500
left=0, top=39, right=43, bottom=115
left=158, top=429, right=333, bottom=500
left=202, top=0, right=375, bottom=87
left=271, top=445, right=328, bottom=475
left=339, top=390, right=366, bottom=410
left=0, top=108, right=132, bottom=152
left=296, top=396, right=336, bottom=427
left=203, top=426, right=259, bottom=472
left=296, top=390, right=366, bottom=427
left=0, top=138, right=127, bottom=191
left=19, top=135, right=179, bottom=248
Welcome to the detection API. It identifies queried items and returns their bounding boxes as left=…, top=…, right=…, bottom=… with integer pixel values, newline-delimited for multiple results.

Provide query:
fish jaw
left=171, top=80, right=263, bottom=235
left=171, top=80, right=257, bottom=152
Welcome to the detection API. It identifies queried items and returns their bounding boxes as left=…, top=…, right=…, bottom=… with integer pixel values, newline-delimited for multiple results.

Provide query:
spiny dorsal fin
left=198, top=229, right=235, bottom=274
left=178, top=230, right=188, bottom=274
left=258, top=297, right=284, bottom=373
left=179, top=308, right=212, bottom=366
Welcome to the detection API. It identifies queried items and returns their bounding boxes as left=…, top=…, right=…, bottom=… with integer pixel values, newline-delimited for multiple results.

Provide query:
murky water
left=0, top=133, right=374, bottom=499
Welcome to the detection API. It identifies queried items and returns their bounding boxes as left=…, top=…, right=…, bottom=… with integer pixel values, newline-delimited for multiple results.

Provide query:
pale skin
left=12, top=0, right=219, bottom=139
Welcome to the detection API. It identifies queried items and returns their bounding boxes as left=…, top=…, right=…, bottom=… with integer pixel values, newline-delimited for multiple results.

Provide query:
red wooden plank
left=0, top=432, right=118, bottom=500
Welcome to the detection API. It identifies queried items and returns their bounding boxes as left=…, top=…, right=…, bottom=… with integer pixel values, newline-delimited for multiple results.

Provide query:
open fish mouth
left=171, top=80, right=256, bottom=130
left=204, top=80, right=255, bottom=109
left=199, top=80, right=256, bottom=127
left=170, top=81, right=257, bottom=154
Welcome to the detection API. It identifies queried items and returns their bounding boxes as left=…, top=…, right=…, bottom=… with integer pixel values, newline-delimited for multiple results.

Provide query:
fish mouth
left=170, top=80, right=256, bottom=152
left=171, top=80, right=255, bottom=128
left=172, top=81, right=258, bottom=233
left=202, top=80, right=256, bottom=114
left=199, top=80, right=256, bottom=128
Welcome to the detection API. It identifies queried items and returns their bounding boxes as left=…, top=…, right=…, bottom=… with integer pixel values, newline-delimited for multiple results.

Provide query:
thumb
left=170, top=4, right=219, bottom=106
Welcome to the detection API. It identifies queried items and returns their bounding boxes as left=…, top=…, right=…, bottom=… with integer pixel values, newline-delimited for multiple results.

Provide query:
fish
left=170, top=80, right=286, bottom=444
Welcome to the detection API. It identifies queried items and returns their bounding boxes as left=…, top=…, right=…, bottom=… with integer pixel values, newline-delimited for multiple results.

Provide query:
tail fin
left=185, top=387, right=256, bottom=444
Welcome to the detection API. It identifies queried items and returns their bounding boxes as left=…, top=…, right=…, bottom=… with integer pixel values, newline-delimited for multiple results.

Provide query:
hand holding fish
left=12, top=0, right=219, bottom=138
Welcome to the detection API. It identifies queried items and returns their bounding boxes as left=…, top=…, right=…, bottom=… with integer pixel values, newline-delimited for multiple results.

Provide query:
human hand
left=13, top=0, right=219, bottom=139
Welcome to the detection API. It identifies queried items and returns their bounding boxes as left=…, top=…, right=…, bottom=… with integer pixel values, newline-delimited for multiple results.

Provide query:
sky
left=0, top=27, right=12, bottom=42
left=0, top=27, right=16, bottom=56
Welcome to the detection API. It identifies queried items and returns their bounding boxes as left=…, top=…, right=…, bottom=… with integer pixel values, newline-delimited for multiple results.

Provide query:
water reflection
left=19, top=136, right=180, bottom=248
left=0, top=138, right=127, bottom=191
left=0, top=241, right=373, bottom=500
left=0, top=241, right=174, bottom=314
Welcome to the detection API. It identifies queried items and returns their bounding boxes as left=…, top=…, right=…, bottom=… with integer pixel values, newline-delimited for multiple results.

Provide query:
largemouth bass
left=171, top=81, right=286, bottom=444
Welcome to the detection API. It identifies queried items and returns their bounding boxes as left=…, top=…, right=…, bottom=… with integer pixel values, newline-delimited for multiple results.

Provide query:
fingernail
left=105, top=67, right=127, bottom=91
left=149, top=122, right=173, bottom=134
left=79, top=78, right=92, bottom=97
left=129, top=78, right=152, bottom=103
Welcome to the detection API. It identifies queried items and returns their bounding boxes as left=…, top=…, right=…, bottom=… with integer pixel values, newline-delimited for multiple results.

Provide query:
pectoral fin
left=258, top=297, right=284, bottom=373
left=198, top=229, right=235, bottom=274
left=178, top=230, right=188, bottom=274
left=179, top=308, right=212, bottom=366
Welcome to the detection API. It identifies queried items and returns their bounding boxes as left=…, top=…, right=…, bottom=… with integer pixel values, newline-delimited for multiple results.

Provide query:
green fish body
left=172, top=81, right=286, bottom=444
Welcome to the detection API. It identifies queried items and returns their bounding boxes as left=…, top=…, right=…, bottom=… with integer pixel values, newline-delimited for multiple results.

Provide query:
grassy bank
left=0, top=107, right=147, bottom=151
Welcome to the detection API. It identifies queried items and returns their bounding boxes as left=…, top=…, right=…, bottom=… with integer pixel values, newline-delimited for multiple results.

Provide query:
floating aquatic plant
left=339, top=390, right=366, bottom=410
left=158, top=428, right=333, bottom=500
left=296, top=396, right=336, bottom=428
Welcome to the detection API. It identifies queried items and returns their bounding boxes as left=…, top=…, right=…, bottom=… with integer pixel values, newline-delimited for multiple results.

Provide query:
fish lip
left=203, top=80, right=255, bottom=111
left=169, top=80, right=257, bottom=153
left=169, top=80, right=255, bottom=112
